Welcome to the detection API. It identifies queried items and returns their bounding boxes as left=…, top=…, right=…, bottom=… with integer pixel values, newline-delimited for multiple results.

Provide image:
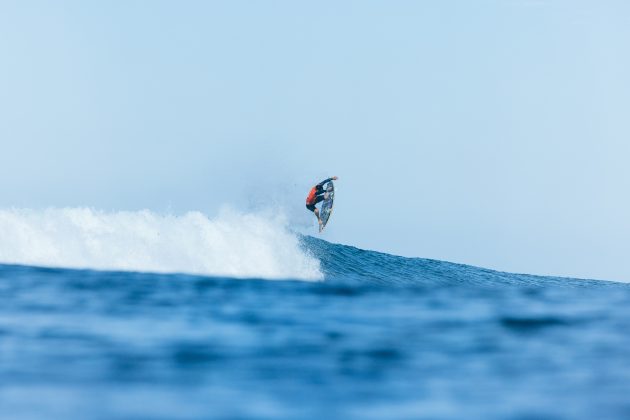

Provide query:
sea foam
left=0, top=208, right=322, bottom=281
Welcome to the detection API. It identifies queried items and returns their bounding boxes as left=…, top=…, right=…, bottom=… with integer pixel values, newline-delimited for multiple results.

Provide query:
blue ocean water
left=1, top=235, right=630, bottom=420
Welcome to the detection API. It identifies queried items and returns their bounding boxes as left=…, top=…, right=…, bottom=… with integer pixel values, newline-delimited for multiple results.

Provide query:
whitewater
left=0, top=207, right=322, bottom=280
left=1, top=207, right=630, bottom=419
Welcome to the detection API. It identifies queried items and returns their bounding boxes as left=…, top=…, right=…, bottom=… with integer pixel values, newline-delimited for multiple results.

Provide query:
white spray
left=0, top=207, right=323, bottom=281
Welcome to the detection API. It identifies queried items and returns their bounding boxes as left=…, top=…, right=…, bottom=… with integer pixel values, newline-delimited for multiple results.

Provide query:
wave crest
left=0, top=208, right=322, bottom=281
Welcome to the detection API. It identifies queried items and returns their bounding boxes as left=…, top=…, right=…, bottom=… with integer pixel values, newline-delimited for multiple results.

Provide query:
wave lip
left=0, top=208, right=322, bottom=281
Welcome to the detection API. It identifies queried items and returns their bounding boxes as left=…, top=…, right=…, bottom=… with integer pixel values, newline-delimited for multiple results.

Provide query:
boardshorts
left=306, top=194, right=325, bottom=211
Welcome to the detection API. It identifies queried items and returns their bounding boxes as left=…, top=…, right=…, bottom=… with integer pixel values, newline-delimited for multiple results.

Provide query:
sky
left=0, top=0, right=629, bottom=281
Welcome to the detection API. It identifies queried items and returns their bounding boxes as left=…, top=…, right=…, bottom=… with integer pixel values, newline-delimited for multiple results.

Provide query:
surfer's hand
left=332, top=176, right=338, bottom=180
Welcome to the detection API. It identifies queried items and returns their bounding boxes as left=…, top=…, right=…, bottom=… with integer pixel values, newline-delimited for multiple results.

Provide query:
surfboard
left=319, top=181, right=335, bottom=232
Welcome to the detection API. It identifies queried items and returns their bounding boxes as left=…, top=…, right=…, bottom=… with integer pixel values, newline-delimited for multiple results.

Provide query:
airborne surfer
left=306, top=176, right=338, bottom=229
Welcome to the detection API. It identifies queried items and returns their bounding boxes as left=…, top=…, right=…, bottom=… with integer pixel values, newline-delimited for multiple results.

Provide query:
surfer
left=306, top=176, right=338, bottom=228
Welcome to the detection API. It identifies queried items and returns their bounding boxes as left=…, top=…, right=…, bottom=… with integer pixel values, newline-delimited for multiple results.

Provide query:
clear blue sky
left=1, top=1, right=629, bottom=280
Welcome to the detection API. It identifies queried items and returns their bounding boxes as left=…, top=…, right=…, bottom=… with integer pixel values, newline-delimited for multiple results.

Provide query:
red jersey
left=305, top=187, right=318, bottom=205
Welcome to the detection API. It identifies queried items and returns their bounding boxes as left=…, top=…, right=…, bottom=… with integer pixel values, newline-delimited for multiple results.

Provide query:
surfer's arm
left=315, top=179, right=330, bottom=188
left=316, top=176, right=337, bottom=188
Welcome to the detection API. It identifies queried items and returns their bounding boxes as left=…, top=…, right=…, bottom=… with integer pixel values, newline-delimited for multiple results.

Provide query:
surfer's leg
left=313, top=195, right=325, bottom=227
left=315, top=209, right=323, bottom=228
left=307, top=203, right=322, bottom=225
left=313, top=208, right=323, bottom=227
left=307, top=198, right=325, bottom=227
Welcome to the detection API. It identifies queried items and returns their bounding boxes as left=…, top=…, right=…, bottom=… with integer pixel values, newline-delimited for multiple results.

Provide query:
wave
left=302, top=236, right=615, bottom=287
left=0, top=208, right=322, bottom=281
left=0, top=207, right=618, bottom=287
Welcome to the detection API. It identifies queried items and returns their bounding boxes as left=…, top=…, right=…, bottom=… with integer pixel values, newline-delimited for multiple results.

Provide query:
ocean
left=0, top=209, right=629, bottom=419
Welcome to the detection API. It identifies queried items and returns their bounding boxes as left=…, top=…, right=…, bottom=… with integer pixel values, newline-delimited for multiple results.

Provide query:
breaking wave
left=0, top=208, right=322, bottom=281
